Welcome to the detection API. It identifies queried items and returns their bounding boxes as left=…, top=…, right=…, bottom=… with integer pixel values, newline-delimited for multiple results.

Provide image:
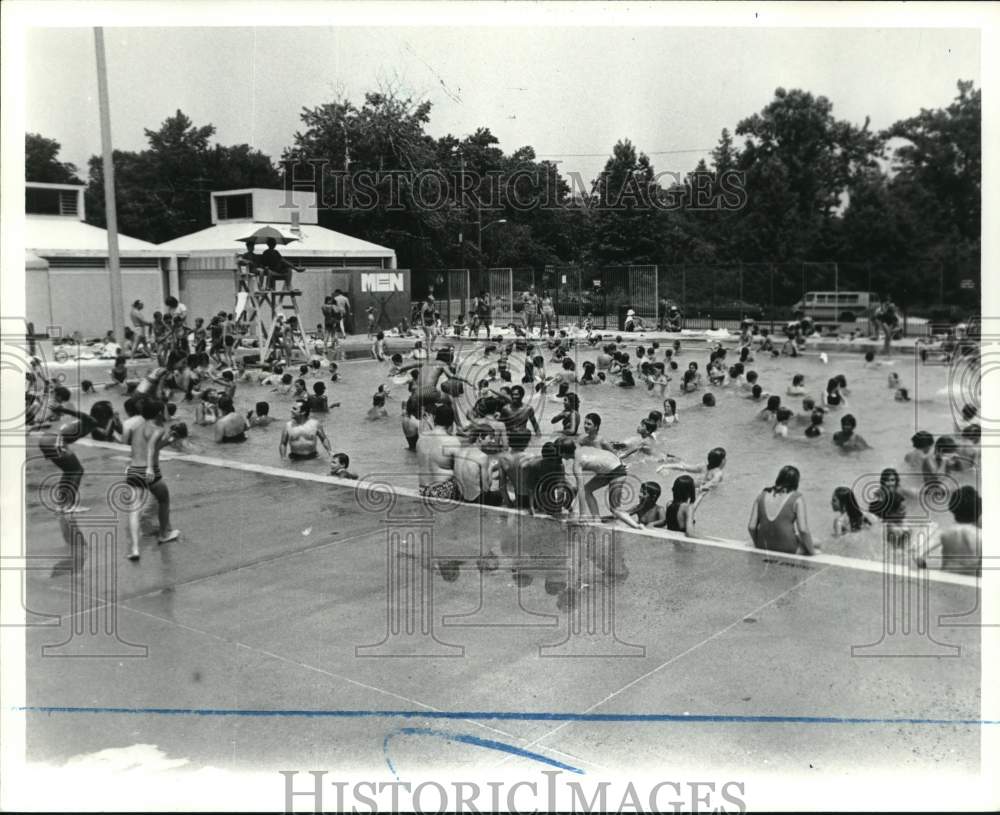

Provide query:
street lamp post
left=478, top=217, right=508, bottom=256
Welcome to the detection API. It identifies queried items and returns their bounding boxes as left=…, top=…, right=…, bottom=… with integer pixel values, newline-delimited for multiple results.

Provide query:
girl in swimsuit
left=747, top=464, right=816, bottom=555
left=659, top=475, right=701, bottom=535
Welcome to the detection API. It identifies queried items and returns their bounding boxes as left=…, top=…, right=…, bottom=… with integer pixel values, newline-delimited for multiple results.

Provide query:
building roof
left=26, top=251, right=49, bottom=269
left=157, top=221, right=395, bottom=258
left=26, top=216, right=165, bottom=256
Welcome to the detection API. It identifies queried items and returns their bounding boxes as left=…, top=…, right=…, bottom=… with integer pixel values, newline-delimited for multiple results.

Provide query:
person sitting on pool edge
left=279, top=399, right=333, bottom=461
left=747, top=464, right=816, bottom=555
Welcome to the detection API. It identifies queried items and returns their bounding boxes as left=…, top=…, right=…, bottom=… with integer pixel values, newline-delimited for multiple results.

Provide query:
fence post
left=769, top=264, right=775, bottom=335
left=710, top=267, right=716, bottom=331
left=681, top=266, right=687, bottom=328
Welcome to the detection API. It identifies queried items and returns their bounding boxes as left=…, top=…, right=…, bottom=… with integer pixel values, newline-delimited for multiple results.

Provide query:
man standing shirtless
left=279, top=400, right=332, bottom=461
left=417, top=403, right=460, bottom=500
left=125, top=399, right=180, bottom=560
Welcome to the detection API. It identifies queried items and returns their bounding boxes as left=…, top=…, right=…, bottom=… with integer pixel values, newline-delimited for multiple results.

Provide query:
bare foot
left=157, top=529, right=180, bottom=544
left=127, top=551, right=140, bottom=561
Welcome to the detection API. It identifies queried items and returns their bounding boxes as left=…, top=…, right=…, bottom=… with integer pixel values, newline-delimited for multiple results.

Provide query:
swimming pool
left=56, top=340, right=977, bottom=558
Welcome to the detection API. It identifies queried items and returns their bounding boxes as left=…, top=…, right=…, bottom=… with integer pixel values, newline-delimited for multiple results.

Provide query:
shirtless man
left=214, top=396, right=250, bottom=443
left=556, top=438, right=640, bottom=528
left=279, top=399, right=332, bottom=461
left=397, top=352, right=470, bottom=415
left=416, top=402, right=460, bottom=500
left=577, top=412, right=616, bottom=451
left=119, top=397, right=145, bottom=445
left=500, top=385, right=541, bottom=452
left=125, top=399, right=180, bottom=560
left=453, top=426, right=501, bottom=505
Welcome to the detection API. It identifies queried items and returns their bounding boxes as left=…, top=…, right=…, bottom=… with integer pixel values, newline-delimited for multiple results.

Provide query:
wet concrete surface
left=23, top=447, right=982, bottom=780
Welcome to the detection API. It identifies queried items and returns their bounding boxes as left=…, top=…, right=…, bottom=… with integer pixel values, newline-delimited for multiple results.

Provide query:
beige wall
left=43, top=266, right=164, bottom=339
left=25, top=268, right=53, bottom=330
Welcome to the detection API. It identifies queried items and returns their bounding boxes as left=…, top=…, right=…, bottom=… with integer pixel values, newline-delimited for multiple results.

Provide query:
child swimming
left=658, top=446, right=727, bottom=492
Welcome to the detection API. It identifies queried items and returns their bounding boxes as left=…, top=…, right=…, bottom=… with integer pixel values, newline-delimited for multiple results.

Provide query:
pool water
left=58, top=341, right=977, bottom=559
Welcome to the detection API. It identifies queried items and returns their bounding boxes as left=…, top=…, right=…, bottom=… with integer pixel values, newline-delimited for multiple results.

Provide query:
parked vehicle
left=792, top=291, right=880, bottom=324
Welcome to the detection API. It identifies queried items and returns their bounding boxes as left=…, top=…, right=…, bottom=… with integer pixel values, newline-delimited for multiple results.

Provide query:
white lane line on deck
left=74, top=438, right=979, bottom=589
left=493, top=568, right=832, bottom=767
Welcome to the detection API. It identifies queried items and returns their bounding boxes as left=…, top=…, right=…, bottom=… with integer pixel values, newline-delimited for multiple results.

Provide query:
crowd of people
left=26, top=293, right=982, bottom=574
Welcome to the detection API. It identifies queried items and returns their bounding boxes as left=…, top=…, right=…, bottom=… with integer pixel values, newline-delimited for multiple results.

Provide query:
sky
left=23, top=24, right=981, bottom=186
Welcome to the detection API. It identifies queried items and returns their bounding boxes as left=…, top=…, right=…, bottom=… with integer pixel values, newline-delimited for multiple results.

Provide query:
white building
left=25, top=182, right=173, bottom=338
left=157, top=188, right=399, bottom=331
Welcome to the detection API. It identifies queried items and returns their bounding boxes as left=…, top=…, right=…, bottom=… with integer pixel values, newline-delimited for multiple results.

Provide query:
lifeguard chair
left=234, top=229, right=310, bottom=363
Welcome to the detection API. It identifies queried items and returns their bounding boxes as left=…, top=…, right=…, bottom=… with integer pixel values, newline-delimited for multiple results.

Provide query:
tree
left=26, top=133, right=81, bottom=184
left=732, top=88, right=881, bottom=261
left=587, top=140, right=662, bottom=265
left=882, top=80, right=980, bottom=246
left=85, top=110, right=281, bottom=243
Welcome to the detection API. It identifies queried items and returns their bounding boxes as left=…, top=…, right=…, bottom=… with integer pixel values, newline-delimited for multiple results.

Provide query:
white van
left=793, top=291, right=879, bottom=324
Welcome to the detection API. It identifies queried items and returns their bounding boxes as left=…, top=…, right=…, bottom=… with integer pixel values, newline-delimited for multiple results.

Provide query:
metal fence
left=410, top=260, right=979, bottom=335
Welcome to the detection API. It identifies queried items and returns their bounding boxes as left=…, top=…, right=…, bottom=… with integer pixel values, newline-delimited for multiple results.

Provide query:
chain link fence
left=410, top=260, right=979, bottom=336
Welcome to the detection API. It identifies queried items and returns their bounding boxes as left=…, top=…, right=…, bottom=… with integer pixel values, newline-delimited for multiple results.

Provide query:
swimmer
left=366, top=393, right=389, bottom=421
left=831, top=486, right=874, bottom=536
left=658, top=446, right=727, bottom=492
left=248, top=401, right=274, bottom=428
left=662, top=398, right=679, bottom=425
left=329, top=452, right=358, bottom=480
left=758, top=395, right=781, bottom=421
left=888, top=371, right=901, bottom=389
left=279, top=399, right=332, bottom=461
left=612, top=419, right=659, bottom=460
left=803, top=410, right=825, bottom=438
left=556, top=438, right=640, bottom=528
left=832, top=413, right=871, bottom=452
left=786, top=374, right=806, bottom=396
left=214, top=396, right=249, bottom=443
left=904, top=430, right=935, bottom=470
left=701, top=393, right=716, bottom=407
left=626, top=481, right=667, bottom=527
left=550, top=393, right=581, bottom=436
left=773, top=407, right=793, bottom=438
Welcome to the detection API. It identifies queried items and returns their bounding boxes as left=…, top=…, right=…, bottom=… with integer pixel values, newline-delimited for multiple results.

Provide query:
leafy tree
left=732, top=88, right=881, bottom=261
left=26, top=133, right=81, bottom=184
left=85, top=110, right=281, bottom=243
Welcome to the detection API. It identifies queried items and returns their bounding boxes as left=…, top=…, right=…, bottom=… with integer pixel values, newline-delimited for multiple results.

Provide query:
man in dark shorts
left=260, top=237, right=301, bottom=291
left=471, top=291, right=492, bottom=339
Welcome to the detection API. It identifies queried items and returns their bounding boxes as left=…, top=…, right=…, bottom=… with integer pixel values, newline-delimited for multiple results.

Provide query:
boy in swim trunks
left=125, top=399, right=180, bottom=560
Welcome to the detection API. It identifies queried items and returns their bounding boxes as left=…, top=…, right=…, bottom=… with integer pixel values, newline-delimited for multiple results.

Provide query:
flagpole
left=94, top=28, right=125, bottom=344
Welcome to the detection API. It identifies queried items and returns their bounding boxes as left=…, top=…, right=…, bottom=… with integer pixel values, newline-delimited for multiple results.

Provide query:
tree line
left=26, top=80, right=979, bottom=288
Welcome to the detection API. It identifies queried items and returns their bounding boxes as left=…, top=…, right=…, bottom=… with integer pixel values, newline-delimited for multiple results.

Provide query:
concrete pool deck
left=19, top=441, right=985, bottom=792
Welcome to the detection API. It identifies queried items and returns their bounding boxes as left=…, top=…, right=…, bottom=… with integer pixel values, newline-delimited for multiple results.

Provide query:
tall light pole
left=478, top=218, right=508, bottom=256
left=95, top=28, right=124, bottom=343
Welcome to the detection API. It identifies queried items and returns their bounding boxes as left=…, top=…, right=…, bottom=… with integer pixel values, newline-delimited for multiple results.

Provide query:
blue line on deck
left=383, top=727, right=584, bottom=776
left=16, top=706, right=998, bottom=726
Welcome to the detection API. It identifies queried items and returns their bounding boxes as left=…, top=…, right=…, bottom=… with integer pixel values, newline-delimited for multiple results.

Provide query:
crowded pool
left=46, top=334, right=978, bottom=563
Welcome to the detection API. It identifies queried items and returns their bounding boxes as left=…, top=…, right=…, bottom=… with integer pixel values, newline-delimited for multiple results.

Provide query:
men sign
left=361, top=272, right=404, bottom=293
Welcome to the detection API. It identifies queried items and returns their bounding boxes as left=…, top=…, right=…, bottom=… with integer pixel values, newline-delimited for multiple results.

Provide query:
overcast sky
left=24, top=25, right=980, bottom=185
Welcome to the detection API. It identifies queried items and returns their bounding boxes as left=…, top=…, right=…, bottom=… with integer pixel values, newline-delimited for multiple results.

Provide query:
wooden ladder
left=245, top=282, right=310, bottom=363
